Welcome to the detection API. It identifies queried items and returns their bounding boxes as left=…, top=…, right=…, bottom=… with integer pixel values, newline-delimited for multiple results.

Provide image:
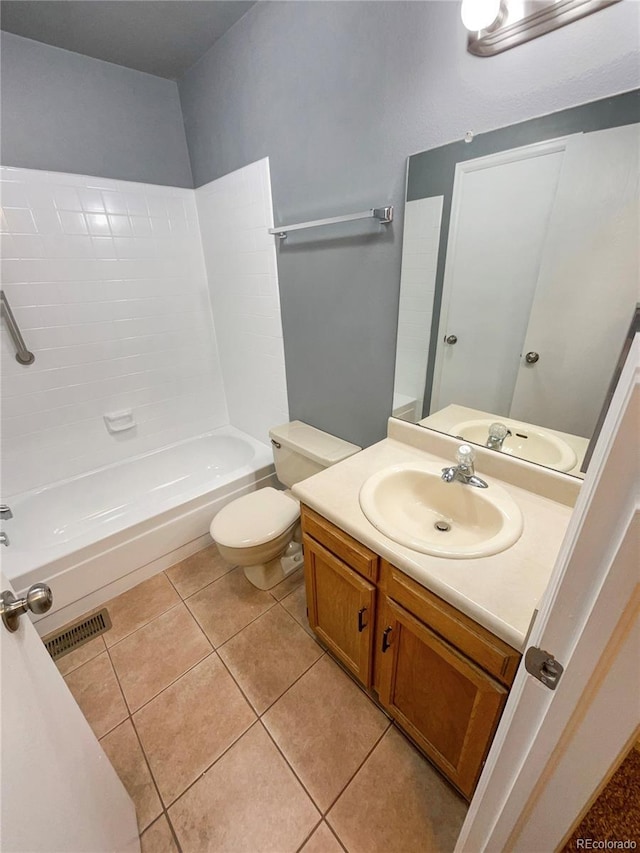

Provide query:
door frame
left=456, top=334, right=639, bottom=851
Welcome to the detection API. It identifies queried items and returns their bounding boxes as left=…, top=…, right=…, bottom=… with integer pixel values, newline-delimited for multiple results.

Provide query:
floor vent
left=44, top=610, right=112, bottom=661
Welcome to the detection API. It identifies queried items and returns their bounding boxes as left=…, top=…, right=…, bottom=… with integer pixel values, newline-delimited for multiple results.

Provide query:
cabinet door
left=304, top=535, right=376, bottom=687
left=377, top=597, right=507, bottom=799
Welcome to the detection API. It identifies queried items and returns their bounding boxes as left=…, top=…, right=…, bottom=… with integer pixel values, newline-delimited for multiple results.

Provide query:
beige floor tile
left=103, top=573, right=181, bottom=647
left=300, top=821, right=345, bottom=853
left=64, top=651, right=128, bottom=738
left=327, top=727, right=467, bottom=853
left=262, top=655, right=389, bottom=812
left=169, top=723, right=319, bottom=853
left=53, top=634, right=106, bottom=676
left=140, top=815, right=179, bottom=853
left=281, top=583, right=315, bottom=638
left=218, top=605, right=323, bottom=714
left=100, top=719, right=162, bottom=832
left=110, top=604, right=211, bottom=712
left=134, top=654, right=256, bottom=805
left=185, top=567, right=275, bottom=647
left=269, top=567, right=305, bottom=601
left=165, top=544, right=232, bottom=598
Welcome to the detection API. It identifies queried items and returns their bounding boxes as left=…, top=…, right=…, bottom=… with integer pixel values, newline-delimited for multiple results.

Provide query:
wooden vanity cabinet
left=302, top=507, right=378, bottom=687
left=300, top=505, right=522, bottom=799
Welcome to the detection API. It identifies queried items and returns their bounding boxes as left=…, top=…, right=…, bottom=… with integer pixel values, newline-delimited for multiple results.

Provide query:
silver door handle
left=1, top=583, right=53, bottom=632
left=525, top=351, right=540, bottom=364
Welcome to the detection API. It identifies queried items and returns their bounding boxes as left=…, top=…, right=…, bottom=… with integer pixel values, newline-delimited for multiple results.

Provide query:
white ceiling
left=0, top=1, right=257, bottom=80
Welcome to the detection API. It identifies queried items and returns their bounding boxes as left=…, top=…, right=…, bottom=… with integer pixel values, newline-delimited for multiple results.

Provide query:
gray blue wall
left=0, top=32, right=193, bottom=187
left=178, top=0, right=638, bottom=448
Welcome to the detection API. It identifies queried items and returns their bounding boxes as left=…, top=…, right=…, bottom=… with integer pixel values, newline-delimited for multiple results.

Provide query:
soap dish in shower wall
left=104, top=410, right=136, bottom=434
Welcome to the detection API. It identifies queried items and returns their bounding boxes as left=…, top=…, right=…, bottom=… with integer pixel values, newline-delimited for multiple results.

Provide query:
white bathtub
left=1, top=426, right=276, bottom=635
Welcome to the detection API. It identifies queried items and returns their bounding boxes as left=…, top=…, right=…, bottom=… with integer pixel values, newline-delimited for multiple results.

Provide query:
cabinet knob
left=381, top=626, right=393, bottom=652
left=357, top=607, right=368, bottom=633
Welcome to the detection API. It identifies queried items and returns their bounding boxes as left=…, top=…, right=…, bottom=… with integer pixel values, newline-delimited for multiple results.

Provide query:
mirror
left=392, top=91, right=639, bottom=478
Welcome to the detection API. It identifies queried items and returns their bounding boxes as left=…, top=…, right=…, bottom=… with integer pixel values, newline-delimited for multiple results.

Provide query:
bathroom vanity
left=293, top=418, right=578, bottom=800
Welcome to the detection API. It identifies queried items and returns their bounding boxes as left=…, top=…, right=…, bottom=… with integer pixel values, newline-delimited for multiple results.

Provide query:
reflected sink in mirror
left=451, top=419, right=577, bottom=472
left=359, top=462, right=523, bottom=559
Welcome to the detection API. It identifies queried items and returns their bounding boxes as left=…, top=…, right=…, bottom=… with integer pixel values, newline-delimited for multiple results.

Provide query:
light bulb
left=460, top=0, right=502, bottom=31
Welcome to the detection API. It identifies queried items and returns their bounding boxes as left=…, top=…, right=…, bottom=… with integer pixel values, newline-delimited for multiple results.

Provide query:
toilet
left=210, top=421, right=360, bottom=589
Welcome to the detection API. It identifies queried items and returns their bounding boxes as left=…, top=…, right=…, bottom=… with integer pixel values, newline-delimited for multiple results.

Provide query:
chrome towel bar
left=269, top=206, right=393, bottom=240
left=1, top=291, right=35, bottom=365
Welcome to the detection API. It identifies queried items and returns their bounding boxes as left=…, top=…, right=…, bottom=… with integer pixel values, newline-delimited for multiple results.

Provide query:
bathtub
left=1, top=426, right=276, bottom=635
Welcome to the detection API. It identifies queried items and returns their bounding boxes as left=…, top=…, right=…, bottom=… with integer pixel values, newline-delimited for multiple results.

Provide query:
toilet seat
left=211, top=487, right=299, bottom=548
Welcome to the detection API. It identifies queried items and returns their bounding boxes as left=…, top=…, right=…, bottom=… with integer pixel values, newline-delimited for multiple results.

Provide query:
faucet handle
left=456, top=444, right=475, bottom=467
left=488, top=422, right=510, bottom=440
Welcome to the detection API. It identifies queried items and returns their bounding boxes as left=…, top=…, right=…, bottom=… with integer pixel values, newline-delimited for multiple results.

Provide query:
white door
left=456, top=335, right=640, bottom=852
left=510, top=123, right=640, bottom=437
left=431, top=138, right=568, bottom=416
left=0, top=572, right=139, bottom=853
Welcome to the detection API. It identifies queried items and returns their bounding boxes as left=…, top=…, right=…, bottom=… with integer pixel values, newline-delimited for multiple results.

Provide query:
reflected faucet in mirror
left=391, top=92, right=639, bottom=478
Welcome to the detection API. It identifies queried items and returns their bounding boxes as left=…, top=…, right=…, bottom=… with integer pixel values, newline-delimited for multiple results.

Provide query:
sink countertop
left=293, top=421, right=576, bottom=651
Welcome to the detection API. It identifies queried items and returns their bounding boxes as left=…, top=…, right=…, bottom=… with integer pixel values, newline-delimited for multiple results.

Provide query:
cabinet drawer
left=381, top=561, right=520, bottom=687
left=301, top=505, right=379, bottom=582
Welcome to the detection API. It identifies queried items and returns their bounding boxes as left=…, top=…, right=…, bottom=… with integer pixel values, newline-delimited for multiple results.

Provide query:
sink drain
left=434, top=520, right=451, bottom=532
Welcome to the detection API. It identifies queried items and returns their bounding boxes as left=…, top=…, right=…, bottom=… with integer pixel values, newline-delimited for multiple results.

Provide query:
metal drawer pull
left=357, top=607, right=368, bottom=632
left=381, top=626, right=393, bottom=652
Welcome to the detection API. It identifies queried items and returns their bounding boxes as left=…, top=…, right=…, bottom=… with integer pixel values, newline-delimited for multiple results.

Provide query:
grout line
left=321, top=722, right=391, bottom=819
left=257, top=718, right=323, bottom=819
left=105, top=599, right=185, bottom=654
left=326, top=820, right=350, bottom=853
left=294, top=818, right=324, bottom=853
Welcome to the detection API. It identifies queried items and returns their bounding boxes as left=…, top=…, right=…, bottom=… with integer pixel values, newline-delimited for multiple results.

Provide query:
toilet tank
left=269, top=421, right=360, bottom=488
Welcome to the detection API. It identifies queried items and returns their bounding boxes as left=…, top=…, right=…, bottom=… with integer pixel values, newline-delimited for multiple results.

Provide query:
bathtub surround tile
left=133, top=654, right=256, bottom=806
left=269, top=566, right=305, bottom=601
left=165, top=544, right=233, bottom=599
left=103, top=573, right=181, bottom=648
left=168, top=723, right=319, bottom=853
left=64, top=651, right=128, bottom=738
left=99, top=719, right=162, bottom=832
left=0, top=166, right=228, bottom=497
left=300, top=822, right=345, bottom=853
left=281, top=583, right=315, bottom=638
left=140, top=816, right=180, bottom=853
left=109, top=603, right=211, bottom=712
left=195, top=158, right=289, bottom=445
left=262, top=656, right=390, bottom=812
left=327, top=727, right=467, bottom=853
left=218, top=605, right=323, bottom=714
left=186, top=566, right=275, bottom=647
left=51, top=633, right=106, bottom=676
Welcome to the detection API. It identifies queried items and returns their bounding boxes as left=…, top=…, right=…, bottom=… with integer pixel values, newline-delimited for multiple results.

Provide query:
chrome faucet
left=486, top=422, right=511, bottom=451
left=441, top=444, right=488, bottom=489
left=0, top=532, right=9, bottom=547
left=0, top=505, right=13, bottom=520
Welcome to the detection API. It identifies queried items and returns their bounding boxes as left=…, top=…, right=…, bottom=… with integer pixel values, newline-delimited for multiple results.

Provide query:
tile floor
left=52, top=545, right=467, bottom=852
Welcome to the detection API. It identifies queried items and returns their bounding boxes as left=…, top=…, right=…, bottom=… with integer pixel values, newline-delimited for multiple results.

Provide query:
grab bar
left=0, top=291, right=35, bottom=365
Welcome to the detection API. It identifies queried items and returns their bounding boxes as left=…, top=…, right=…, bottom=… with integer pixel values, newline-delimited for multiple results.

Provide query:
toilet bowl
left=210, top=421, right=360, bottom=589
left=211, top=487, right=303, bottom=590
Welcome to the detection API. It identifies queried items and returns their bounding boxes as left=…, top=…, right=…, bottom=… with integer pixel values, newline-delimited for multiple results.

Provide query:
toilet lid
left=211, top=487, right=300, bottom=548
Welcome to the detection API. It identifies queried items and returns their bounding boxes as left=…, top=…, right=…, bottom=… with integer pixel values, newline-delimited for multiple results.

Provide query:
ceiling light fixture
left=462, top=0, right=622, bottom=57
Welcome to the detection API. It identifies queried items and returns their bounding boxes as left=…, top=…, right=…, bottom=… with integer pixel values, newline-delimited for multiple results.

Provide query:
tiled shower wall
left=196, top=159, right=289, bottom=445
left=0, top=166, right=235, bottom=496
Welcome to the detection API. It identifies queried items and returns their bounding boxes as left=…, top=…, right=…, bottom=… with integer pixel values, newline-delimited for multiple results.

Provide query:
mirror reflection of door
left=433, top=123, right=638, bottom=440
left=432, top=137, right=569, bottom=417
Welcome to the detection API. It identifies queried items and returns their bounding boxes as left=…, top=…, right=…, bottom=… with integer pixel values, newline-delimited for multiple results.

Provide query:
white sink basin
left=359, top=462, right=523, bottom=559
left=451, top=419, right=577, bottom=472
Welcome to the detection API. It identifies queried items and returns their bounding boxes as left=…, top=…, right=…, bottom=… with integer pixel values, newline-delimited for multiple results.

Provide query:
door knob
left=1, top=583, right=53, bottom=633
left=445, top=334, right=458, bottom=345
left=525, top=351, right=540, bottom=364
